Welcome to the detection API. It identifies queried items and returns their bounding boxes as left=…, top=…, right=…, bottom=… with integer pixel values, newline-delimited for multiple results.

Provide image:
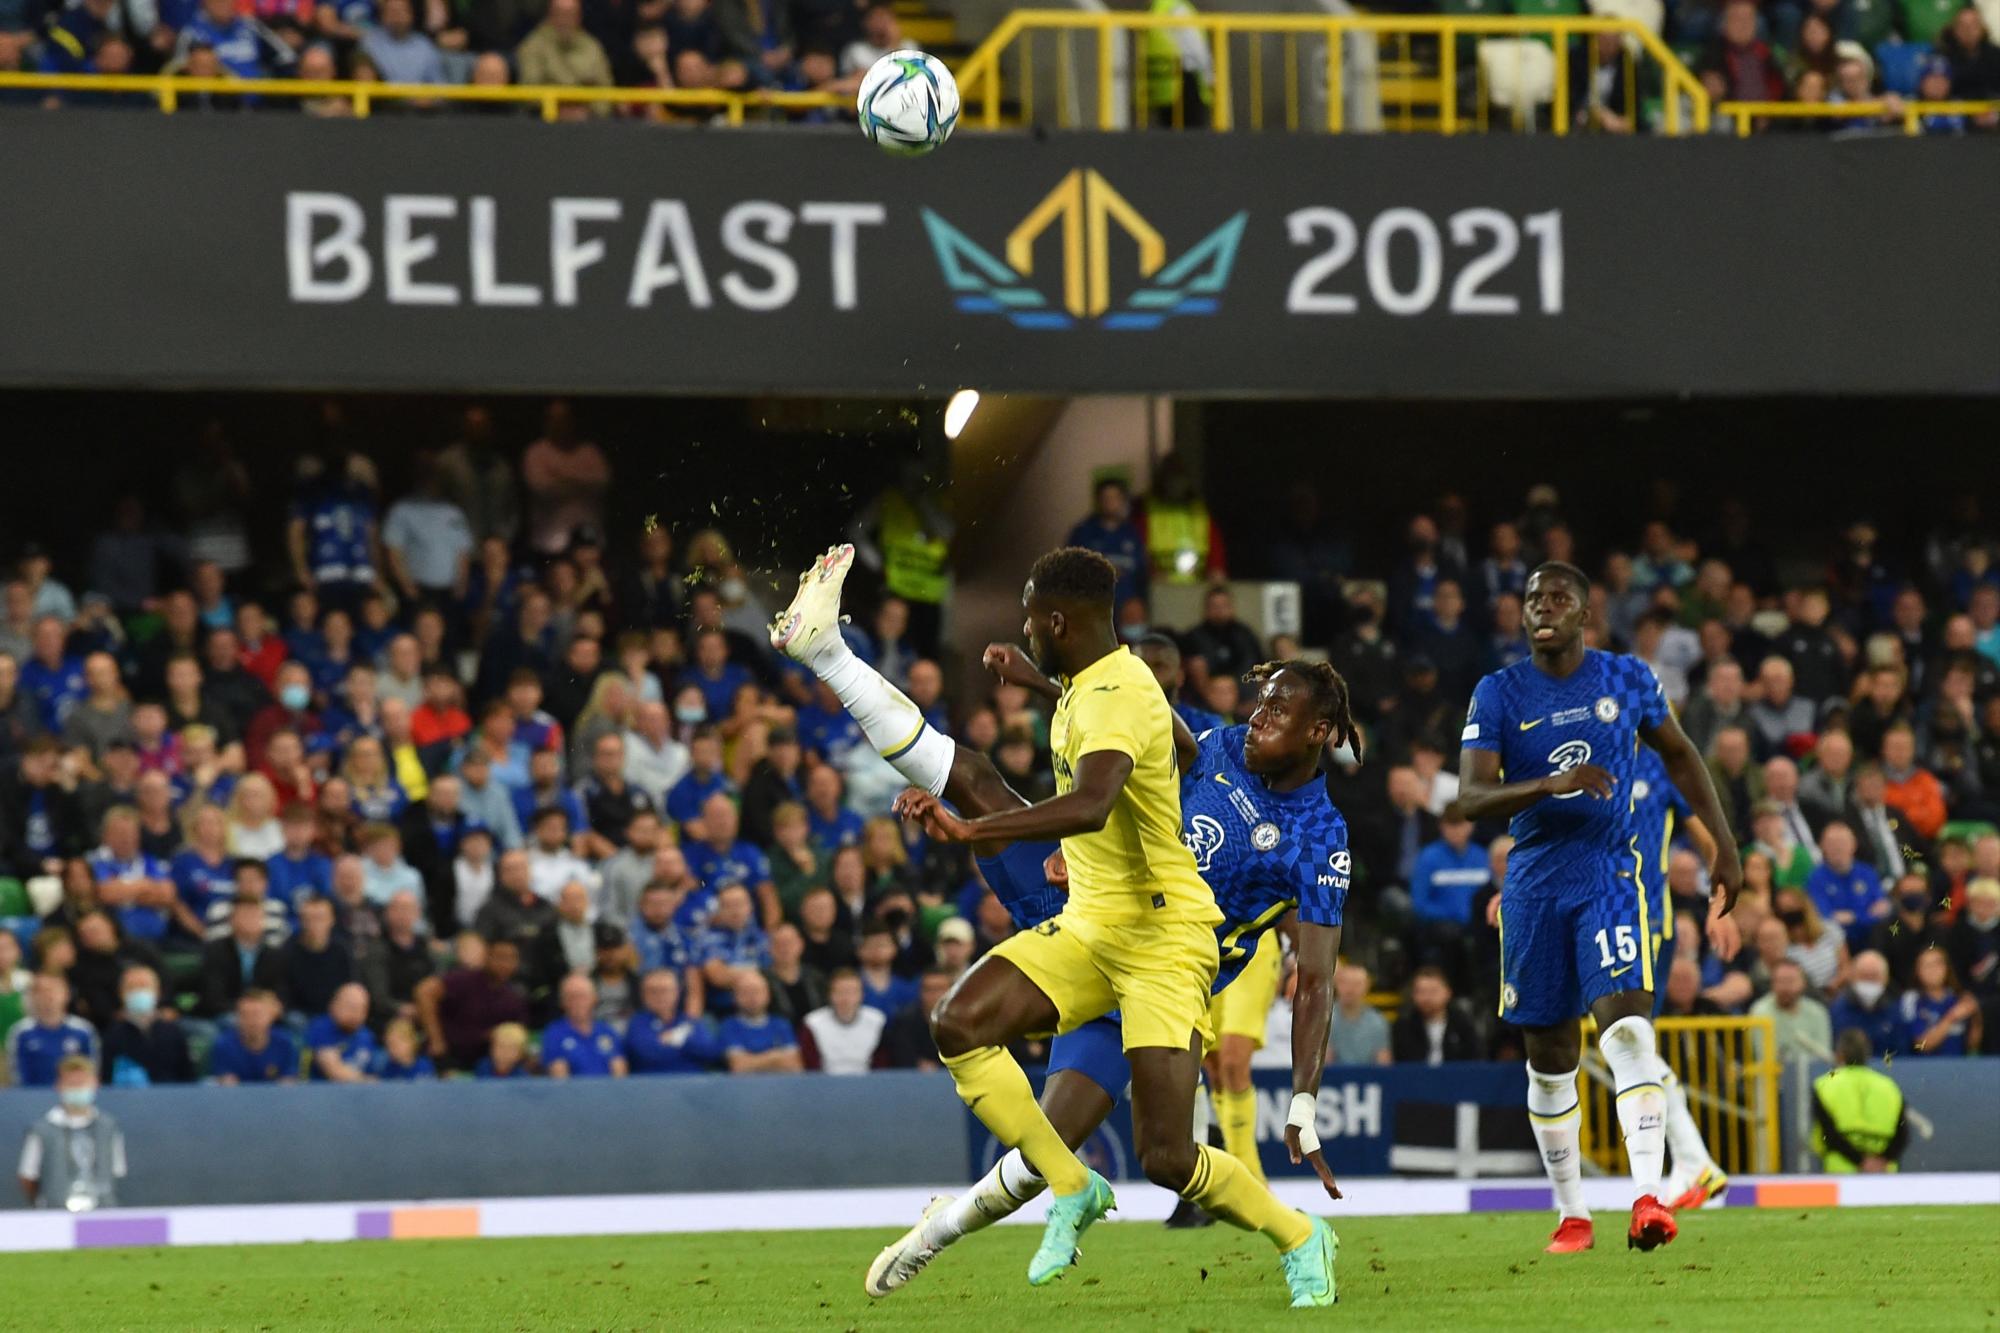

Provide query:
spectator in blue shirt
left=626, top=969, right=714, bottom=1074
left=686, top=795, right=777, bottom=925
left=287, top=447, right=377, bottom=614
left=5, top=975, right=98, bottom=1088
left=1827, top=951, right=1905, bottom=1057
left=20, top=618, right=85, bottom=733
left=631, top=882, right=691, bottom=975
left=512, top=748, right=586, bottom=842
left=794, top=680, right=864, bottom=767
left=359, top=0, right=445, bottom=87
left=371, top=1018, right=437, bottom=1080
left=1066, top=478, right=1147, bottom=612
left=693, top=884, right=771, bottom=1013
left=677, top=629, right=754, bottom=726
left=305, top=983, right=379, bottom=1082
left=209, top=989, right=301, bottom=1084
left=1806, top=822, right=1889, bottom=954
left=267, top=804, right=334, bottom=913
left=855, top=924, right=917, bottom=1017
left=36, top=0, right=111, bottom=75
left=88, top=808, right=181, bottom=943
left=1902, top=947, right=1977, bottom=1058
left=1411, top=812, right=1491, bottom=927
left=718, top=971, right=800, bottom=1073
left=803, top=764, right=864, bottom=854
left=541, top=974, right=628, bottom=1078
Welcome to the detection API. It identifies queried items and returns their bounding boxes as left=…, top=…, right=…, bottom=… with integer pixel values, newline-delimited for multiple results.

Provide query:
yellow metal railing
left=952, top=10, right=1710, bottom=135
left=0, top=71, right=846, bottom=122
left=1718, top=98, right=2000, bottom=136
left=1581, top=1015, right=1781, bottom=1177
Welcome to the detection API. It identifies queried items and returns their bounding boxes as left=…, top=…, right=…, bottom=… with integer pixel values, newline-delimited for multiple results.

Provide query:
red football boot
left=1628, top=1195, right=1678, bottom=1251
left=1545, top=1217, right=1595, bottom=1254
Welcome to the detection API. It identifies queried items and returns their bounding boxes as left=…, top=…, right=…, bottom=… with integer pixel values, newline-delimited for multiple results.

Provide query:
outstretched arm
left=1451, top=747, right=1613, bottom=822
left=900, top=751, right=1133, bottom=845
left=1286, top=920, right=1343, bottom=1200
left=1642, top=713, right=1744, bottom=916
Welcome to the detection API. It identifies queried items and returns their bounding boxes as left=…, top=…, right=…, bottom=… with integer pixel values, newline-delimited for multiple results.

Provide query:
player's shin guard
left=813, top=637, right=953, bottom=796
left=1656, top=1059, right=1717, bottom=1177
left=1599, top=1017, right=1667, bottom=1198
left=925, top=1150, right=1045, bottom=1249
left=941, top=1046, right=1089, bottom=1195
left=1526, top=1064, right=1590, bottom=1221
left=1180, top=1143, right=1312, bottom=1251
left=1214, top=1087, right=1268, bottom=1185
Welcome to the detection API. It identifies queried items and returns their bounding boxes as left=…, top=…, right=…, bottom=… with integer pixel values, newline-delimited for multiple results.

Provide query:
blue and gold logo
left=923, top=169, right=1246, bottom=331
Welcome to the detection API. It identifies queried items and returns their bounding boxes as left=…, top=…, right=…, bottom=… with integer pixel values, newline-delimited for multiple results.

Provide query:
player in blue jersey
left=1622, top=744, right=1733, bottom=1212
left=767, top=547, right=1351, bottom=1307
left=1454, top=562, right=1743, bottom=1256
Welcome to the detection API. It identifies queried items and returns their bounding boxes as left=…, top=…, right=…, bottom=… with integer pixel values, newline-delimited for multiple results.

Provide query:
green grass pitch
left=8, top=1206, right=1996, bottom=1330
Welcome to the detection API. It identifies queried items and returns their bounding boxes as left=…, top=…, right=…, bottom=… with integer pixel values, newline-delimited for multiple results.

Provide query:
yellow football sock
left=1214, top=1087, right=1267, bottom=1185
left=1182, top=1143, right=1312, bottom=1251
left=942, top=1046, right=1089, bottom=1195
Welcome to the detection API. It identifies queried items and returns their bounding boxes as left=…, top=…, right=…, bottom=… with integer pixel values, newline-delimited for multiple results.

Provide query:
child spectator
left=1902, top=946, right=1979, bottom=1056
left=476, top=1021, right=534, bottom=1078
left=360, top=822, right=423, bottom=906
left=372, top=1017, right=437, bottom=1080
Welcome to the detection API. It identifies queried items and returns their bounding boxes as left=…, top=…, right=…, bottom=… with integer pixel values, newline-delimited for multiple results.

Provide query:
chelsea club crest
left=1594, top=696, right=1620, bottom=723
left=1251, top=822, right=1281, bottom=851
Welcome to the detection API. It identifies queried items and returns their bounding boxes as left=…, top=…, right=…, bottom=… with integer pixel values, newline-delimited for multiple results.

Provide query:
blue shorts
left=1047, top=1017, right=1131, bottom=1102
left=975, top=840, right=1067, bottom=932
left=1498, top=879, right=1657, bottom=1028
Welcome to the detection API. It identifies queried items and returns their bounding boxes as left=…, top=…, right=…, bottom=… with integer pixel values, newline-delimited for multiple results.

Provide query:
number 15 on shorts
left=1594, top=925, right=1639, bottom=971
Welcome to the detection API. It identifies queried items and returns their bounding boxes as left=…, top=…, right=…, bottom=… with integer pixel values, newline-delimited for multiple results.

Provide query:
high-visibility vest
left=1811, top=1065, right=1903, bottom=1172
left=1144, top=0, right=1211, bottom=109
left=879, top=491, right=948, bottom=605
left=1146, top=500, right=1211, bottom=583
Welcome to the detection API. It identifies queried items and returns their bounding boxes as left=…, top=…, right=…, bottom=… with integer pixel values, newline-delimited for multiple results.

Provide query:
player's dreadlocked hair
left=1244, top=659, right=1364, bottom=762
left=1530, top=560, right=1591, bottom=597
left=1027, top=546, right=1118, bottom=608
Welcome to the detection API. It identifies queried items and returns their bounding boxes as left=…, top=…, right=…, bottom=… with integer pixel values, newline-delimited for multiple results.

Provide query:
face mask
left=1118, top=623, right=1149, bottom=643
left=59, top=1086, right=95, bottom=1111
left=1901, top=893, right=1930, bottom=915
left=125, top=988, right=157, bottom=1017
left=674, top=704, right=705, bottom=725
left=1850, top=980, right=1885, bottom=1008
left=280, top=684, right=311, bottom=711
left=1777, top=908, right=1805, bottom=928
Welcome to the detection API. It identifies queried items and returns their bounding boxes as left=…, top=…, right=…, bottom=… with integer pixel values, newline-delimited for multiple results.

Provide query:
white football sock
left=814, top=636, right=953, bottom=797
left=1657, top=1059, right=1716, bottom=1180
left=1526, top=1064, right=1589, bottom=1221
left=923, top=1149, right=1045, bottom=1248
left=1599, top=1016, right=1667, bottom=1200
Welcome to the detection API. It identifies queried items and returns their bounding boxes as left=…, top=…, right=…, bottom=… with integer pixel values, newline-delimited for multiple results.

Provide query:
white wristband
left=1287, top=1092, right=1320, bottom=1155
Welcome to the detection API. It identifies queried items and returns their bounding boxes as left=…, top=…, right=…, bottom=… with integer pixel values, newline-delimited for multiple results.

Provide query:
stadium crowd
left=1, top=409, right=1997, bottom=1097
left=0, top=0, right=917, bottom=113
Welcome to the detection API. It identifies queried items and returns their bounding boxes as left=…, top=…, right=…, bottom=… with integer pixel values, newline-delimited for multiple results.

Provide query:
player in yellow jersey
left=894, top=547, right=1336, bottom=1306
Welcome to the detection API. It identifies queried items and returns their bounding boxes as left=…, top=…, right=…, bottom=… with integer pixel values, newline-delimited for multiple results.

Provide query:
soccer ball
left=857, top=50, right=959, bottom=157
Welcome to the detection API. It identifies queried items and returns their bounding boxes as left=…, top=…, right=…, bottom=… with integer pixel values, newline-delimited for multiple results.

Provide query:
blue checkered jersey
left=1181, top=725, right=1350, bottom=988
left=1627, top=744, right=1691, bottom=887
left=1462, top=651, right=1669, bottom=901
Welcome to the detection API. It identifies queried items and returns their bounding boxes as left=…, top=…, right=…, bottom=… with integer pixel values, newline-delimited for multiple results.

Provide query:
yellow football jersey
left=1049, top=646, right=1220, bottom=927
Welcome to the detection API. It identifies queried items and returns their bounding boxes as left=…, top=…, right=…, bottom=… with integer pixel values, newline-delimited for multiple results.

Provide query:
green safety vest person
left=1810, top=1028, right=1908, bottom=1173
left=876, top=489, right=949, bottom=606
left=1144, top=0, right=1213, bottom=115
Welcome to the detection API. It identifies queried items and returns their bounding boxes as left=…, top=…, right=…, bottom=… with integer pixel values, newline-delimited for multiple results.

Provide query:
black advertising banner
left=0, top=113, right=1995, bottom=398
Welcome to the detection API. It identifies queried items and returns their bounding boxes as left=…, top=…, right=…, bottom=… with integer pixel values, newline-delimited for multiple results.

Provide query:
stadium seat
left=1590, top=0, right=1665, bottom=35
left=0, top=878, right=27, bottom=917
left=1511, top=0, right=1587, bottom=17
left=1873, top=39, right=1930, bottom=93
left=1479, top=37, right=1559, bottom=109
